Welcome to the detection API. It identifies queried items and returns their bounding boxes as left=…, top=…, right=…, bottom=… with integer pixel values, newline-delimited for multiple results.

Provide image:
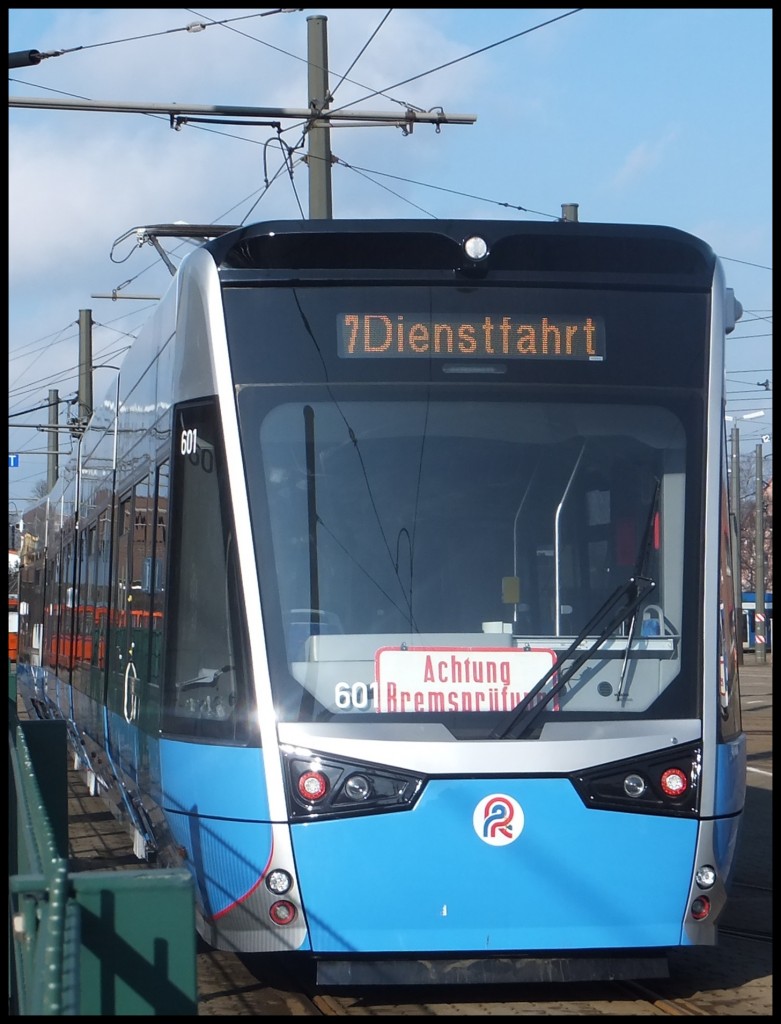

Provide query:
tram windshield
left=242, top=389, right=694, bottom=734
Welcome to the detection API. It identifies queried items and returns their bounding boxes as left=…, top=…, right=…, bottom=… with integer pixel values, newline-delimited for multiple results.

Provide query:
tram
left=16, top=218, right=746, bottom=984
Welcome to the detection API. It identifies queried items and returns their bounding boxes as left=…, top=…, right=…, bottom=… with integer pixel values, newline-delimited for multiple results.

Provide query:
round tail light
left=269, top=900, right=297, bottom=925
left=690, top=896, right=711, bottom=921
left=298, top=769, right=328, bottom=802
left=660, top=767, right=687, bottom=797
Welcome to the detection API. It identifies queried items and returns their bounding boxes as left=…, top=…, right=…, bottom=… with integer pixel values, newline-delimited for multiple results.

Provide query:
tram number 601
left=334, top=681, right=376, bottom=710
left=180, top=428, right=198, bottom=455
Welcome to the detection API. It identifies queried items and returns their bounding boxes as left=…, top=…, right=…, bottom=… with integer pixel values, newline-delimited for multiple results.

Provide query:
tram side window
left=72, top=524, right=96, bottom=696
left=45, top=550, right=60, bottom=670
left=162, top=399, right=254, bottom=743
left=108, top=494, right=134, bottom=688
left=149, top=461, right=169, bottom=691
left=131, top=474, right=155, bottom=682
left=59, top=540, right=75, bottom=677
left=94, top=509, right=112, bottom=678
left=73, top=525, right=91, bottom=691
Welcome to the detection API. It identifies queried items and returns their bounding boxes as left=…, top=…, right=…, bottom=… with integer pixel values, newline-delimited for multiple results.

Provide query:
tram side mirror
left=725, top=288, right=743, bottom=334
left=502, top=577, right=520, bottom=604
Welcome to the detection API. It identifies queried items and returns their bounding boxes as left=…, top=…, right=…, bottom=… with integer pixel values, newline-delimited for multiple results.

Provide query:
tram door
left=105, top=490, right=140, bottom=795
left=104, top=479, right=162, bottom=846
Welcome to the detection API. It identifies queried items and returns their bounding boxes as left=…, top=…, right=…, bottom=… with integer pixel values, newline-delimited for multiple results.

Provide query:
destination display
left=373, top=645, right=557, bottom=714
left=338, top=313, right=605, bottom=361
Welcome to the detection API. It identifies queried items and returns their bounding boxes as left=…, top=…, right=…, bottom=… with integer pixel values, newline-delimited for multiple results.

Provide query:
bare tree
left=739, top=454, right=773, bottom=594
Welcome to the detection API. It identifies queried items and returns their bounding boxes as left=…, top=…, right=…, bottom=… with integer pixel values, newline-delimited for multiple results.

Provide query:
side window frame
left=162, top=398, right=255, bottom=743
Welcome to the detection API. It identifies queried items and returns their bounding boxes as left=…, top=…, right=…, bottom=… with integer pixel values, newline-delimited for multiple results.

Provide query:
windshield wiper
left=491, top=476, right=662, bottom=740
left=489, top=574, right=656, bottom=740
left=616, top=478, right=661, bottom=700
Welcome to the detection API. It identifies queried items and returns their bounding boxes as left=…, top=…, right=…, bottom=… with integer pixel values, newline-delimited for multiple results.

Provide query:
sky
left=8, top=7, right=773, bottom=516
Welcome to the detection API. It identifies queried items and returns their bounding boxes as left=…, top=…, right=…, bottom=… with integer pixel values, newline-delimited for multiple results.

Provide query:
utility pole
left=730, top=424, right=743, bottom=662
left=8, top=50, right=42, bottom=68
left=72, top=309, right=93, bottom=436
left=307, top=15, right=333, bottom=219
left=47, top=388, right=59, bottom=491
left=754, top=443, right=766, bottom=663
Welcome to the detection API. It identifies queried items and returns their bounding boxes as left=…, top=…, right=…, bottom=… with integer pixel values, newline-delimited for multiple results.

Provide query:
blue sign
left=8, top=454, right=20, bottom=468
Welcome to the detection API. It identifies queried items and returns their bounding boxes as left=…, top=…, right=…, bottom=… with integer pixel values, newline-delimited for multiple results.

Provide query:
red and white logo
left=473, top=794, right=524, bottom=846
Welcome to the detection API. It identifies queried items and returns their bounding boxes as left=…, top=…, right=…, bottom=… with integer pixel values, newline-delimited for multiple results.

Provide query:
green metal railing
left=9, top=666, right=198, bottom=1015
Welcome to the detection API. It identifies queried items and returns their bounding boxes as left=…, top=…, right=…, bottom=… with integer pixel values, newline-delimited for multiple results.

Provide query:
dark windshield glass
left=239, top=388, right=691, bottom=733
left=225, top=280, right=705, bottom=739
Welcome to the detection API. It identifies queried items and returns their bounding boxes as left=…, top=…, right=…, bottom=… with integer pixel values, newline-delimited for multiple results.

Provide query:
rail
left=8, top=664, right=198, bottom=1015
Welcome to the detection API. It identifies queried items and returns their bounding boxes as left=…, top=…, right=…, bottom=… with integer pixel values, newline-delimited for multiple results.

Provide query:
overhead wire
left=19, top=9, right=302, bottom=60
left=329, top=10, right=393, bottom=100
left=320, top=9, right=585, bottom=118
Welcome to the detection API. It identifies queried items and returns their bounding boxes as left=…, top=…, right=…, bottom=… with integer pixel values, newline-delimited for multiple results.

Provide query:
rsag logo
left=473, top=794, right=524, bottom=846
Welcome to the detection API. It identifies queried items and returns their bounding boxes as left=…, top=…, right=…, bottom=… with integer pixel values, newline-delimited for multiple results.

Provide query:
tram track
left=308, top=962, right=772, bottom=1016
left=252, top=976, right=760, bottom=1017
left=617, top=982, right=713, bottom=1016
left=718, top=925, right=772, bottom=943
left=199, top=933, right=772, bottom=1016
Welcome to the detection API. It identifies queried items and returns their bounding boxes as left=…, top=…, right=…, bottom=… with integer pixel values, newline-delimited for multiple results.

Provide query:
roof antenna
left=561, top=203, right=579, bottom=222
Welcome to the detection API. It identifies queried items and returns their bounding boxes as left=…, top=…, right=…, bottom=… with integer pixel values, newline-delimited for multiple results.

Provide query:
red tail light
left=297, top=769, right=328, bottom=802
left=660, top=767, right=688, bottom=797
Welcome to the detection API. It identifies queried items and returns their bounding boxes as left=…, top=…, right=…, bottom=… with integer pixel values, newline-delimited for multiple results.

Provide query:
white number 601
left=334, top=681, right=373, bottom=710
left=180, top=428, right=198, bottom=455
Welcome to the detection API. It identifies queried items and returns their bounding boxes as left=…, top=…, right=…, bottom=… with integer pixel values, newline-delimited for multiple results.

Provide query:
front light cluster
left=570, top=743, right=701, bottom=817
left=281, top=746, right=425, bottom=821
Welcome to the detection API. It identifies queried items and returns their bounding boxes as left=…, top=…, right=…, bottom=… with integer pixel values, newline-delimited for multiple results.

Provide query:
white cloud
left=609, top=129, right=681, bottom=191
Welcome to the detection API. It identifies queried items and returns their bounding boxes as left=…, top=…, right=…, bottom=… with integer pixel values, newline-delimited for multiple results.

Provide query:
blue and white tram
left=16, top=219, right=747, bottom=984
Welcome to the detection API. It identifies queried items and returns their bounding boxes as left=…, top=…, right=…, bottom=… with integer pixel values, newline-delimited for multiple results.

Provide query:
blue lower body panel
left=292, top=777, right=697, bottom=953
left=160, top=740, right=272, bottom=917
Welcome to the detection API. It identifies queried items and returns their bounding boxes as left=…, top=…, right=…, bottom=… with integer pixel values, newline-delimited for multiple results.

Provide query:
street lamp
left=725, top=410, right=765, bottom=421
